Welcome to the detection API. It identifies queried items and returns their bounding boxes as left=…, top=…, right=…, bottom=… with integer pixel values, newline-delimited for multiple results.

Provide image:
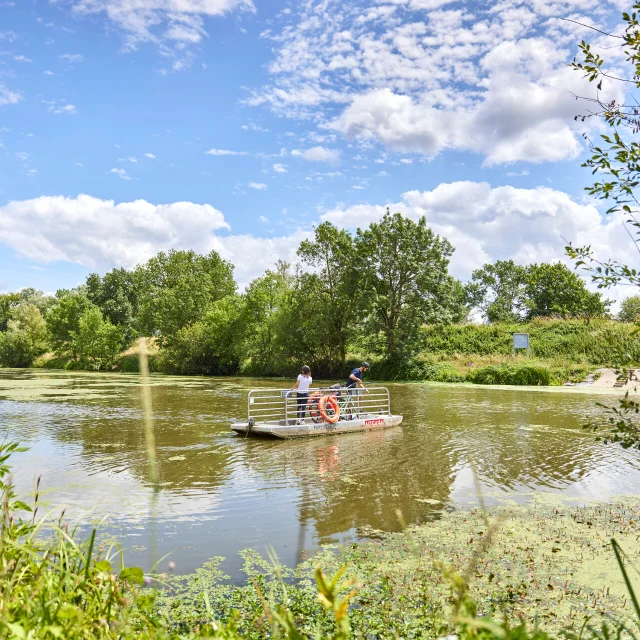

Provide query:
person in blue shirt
left=345, top=362, right=370, bottom=414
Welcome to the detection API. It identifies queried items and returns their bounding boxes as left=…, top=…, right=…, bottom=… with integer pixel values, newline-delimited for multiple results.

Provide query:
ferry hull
left=231, top=414, right=403, bottom=439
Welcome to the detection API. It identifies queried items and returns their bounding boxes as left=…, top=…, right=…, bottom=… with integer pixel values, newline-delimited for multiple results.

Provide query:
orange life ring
left=318, top=395, right=340, bottom=424
left=308, top=391, right=323, bottom=423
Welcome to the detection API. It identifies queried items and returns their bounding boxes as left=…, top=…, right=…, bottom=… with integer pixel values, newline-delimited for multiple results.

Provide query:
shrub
left=468, top=364, right=551, bottom=386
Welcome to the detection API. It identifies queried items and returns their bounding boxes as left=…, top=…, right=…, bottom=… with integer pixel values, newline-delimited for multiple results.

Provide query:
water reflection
left=0, top=370, right=639, bottom=576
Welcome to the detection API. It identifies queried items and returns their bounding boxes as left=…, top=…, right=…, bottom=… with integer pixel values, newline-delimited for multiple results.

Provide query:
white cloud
left=13, top=55, right=32, bottom=63
left=16, top=152, right=29, bottom=161
left=205, top=148, right=249, bottom=156
left=291, top=146, right=341, bottom=164
left=0, top=194, right=305, bottom=289
left=0, top=194, right=230, bottom=271
left=250, top=1, right=619, bottom=165
left=0, top=85, right=22, bottom=106
left=273, top=163, right=288, bottom=173
left=66, top=0, right=255, bottom=67
left=58, top=53, right=83, bottom=63
left=248, top=181, right=268, bottom=190
left=109, top=167, right=131, bottom=180
left=47, top=103, right=77, bottom=115
left=242, top=123, right=269, bottom=132
left=144, top=153, right=156, bottom=159
left=259, top=215, right=268, bottom=222
left=43, top=70, right=54, bottom=76
left=321, top=181, right=631, bottom=283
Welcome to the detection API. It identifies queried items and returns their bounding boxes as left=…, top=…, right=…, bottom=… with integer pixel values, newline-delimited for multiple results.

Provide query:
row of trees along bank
left=0, top=211, right=621, bottom=377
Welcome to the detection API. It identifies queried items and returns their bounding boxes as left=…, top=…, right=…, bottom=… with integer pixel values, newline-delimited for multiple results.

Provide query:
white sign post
left=513, top=332, right=530, bottom=355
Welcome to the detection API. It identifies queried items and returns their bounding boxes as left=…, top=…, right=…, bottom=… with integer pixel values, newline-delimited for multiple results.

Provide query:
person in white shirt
left=290, top=365, right=312, bottom=424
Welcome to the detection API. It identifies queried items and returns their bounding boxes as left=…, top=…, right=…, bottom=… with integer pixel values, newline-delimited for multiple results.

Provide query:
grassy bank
left=27, top=319, right=639, bottom=386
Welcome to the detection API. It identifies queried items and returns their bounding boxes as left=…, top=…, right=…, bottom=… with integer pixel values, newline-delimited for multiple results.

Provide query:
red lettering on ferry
left=364, top=418, right=385, bottom=426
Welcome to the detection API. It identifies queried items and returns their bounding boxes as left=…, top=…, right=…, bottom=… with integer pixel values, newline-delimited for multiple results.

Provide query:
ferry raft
left=231, top=386, right=403, bottom=439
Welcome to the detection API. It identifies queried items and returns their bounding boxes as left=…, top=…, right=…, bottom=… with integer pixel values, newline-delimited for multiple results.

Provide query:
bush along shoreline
left=25, top=318, right=640, bottom=386
left=3, top=438, right=640, bottom=638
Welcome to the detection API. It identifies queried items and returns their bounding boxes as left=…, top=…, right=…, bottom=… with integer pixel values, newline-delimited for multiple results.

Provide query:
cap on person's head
left=361, top=361, right=370, bottom=369
left=302, top=365, right=311, bottom=374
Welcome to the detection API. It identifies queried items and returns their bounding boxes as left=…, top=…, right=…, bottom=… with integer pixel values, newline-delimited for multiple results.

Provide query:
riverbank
left=27, top=318, right=640, bottom=387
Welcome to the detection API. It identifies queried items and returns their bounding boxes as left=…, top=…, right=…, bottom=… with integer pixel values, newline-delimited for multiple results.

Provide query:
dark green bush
left=468, top=364, right=551, bottom=386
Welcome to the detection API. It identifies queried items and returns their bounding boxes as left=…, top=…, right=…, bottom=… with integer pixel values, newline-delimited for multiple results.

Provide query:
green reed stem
left=138, top=337, right=158, bottom=486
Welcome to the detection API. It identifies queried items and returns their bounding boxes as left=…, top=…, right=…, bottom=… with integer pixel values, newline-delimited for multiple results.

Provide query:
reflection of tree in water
left=243, top=385, right=621, bottom=543
left=244, top=424, right=457, bottom=542
left=37, top=380, right=253, bottom=493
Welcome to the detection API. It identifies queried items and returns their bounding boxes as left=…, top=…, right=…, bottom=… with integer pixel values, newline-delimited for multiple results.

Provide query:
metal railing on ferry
left=246, top=386, right=391, bottom=425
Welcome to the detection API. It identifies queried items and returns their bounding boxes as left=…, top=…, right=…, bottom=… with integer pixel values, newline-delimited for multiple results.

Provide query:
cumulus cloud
left=250, top=1, right=621, bottom=164
left=321, top=181, right=631, bottom=281
left=291, top=146, right=341, bottom=164
left=0, top=195, right=230, bottom=271
left=273, top=163, right=288, bottom=173
left=144, top=152, right=156, bottom=159
left=0, top=194, right=304, bottom=289
left=0, top=84, right=22, bottom=106
left=0, top=187, right=630, bottom=295
left=248, top=181, right=267, bottom=190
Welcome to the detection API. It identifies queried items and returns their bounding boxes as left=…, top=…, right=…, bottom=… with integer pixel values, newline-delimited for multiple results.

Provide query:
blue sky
left=0, top=0, right=632, bottom=296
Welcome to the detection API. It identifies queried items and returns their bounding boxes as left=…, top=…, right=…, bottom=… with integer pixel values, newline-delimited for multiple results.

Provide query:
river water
left=1, top=369, right=639, bottom=578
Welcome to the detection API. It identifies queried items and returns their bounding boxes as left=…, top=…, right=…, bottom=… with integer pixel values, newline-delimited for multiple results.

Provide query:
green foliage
left=135, top=249, right=236, bottom=342
left=86, top=267, right=139, bottom=343
left=467, top=260, right=528, bottom=323
left=240, top=262, right=297, bottom=376
left=0, top=302, right=49, bottom=367
left=585, top=388, right=640, bottom=450
left=619, top=295, right=640, bottom=323
left=420, top=319, right=639, bottom=364
left=297, top=222, right=358, bottom=365
left=70, top=307, right=125, bottom=370
left=524, top=263, right=608, bottom=319
left=160, top=295, right=245, bottom=375
left=0, top=293, right=20, bottom=332
left=356, top=210, right=466, bottom=360
left=467, top=364, right=552, bottom=386
left=46, top=292, right=96, bottom=355
left=567, top=5, right=640, bottom=292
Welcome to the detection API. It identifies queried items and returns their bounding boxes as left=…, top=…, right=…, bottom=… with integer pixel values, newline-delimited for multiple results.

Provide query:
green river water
left=0, top=369, right=638, bottom=579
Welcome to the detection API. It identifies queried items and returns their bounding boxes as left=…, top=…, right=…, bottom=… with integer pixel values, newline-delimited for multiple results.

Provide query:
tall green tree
left=135, top=249, right=235, bottom=342
left=70, top=307, right=124, bottom=370
left=86, top=268, right=139, bottom=343
left=355, top=211, right=460, bottom=360
left=619, top=295, right=640, bottom=323
left=524, top=263, right=608, bottom=320
left=0, top=303, right=49, bottom=367
left=297, top=222, right=357, bottom=365
left=161, top=295, right=246, bottom=375
left=466, top=260, right=528, bottom=323
left=0, top=293, right=20, bottom=333
left=46, top=292, right=96, bottom=356
left=242, top=262, right=296, bottom=374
